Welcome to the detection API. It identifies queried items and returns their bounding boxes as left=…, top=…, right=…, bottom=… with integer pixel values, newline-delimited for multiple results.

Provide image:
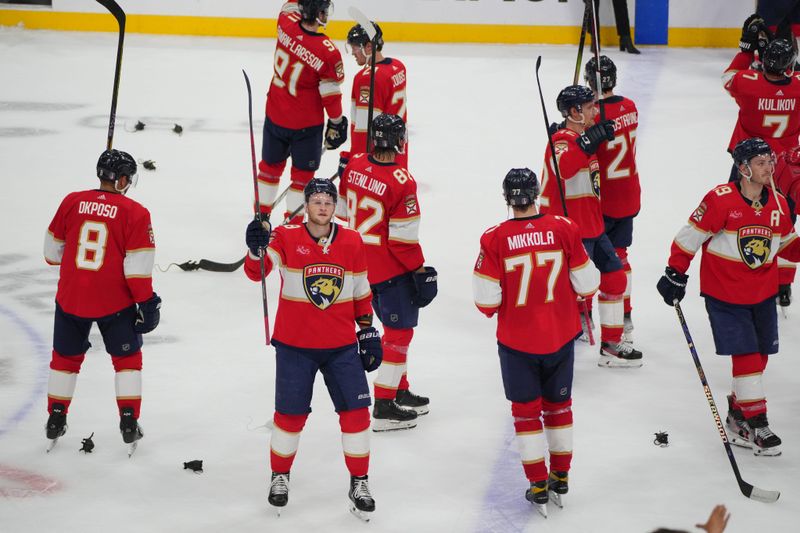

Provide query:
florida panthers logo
left=589, top=159, right=601, bottom=198
left=359, top=86, right=370, bottom=105
left=737, top=225, right=773, bottom=269
left=303, top=263, right=344, bottom=310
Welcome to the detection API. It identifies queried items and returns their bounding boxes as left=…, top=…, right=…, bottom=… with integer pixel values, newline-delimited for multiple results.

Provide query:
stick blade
left=740, top=478, right=780, bottom=503
left=348, top=6, right=377, bottom=40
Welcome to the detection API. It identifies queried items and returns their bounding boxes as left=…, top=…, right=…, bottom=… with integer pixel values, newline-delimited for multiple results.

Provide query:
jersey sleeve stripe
left=123, top=250, right=155, bottom=278
left=44, top=230, right=65, bottom=265
left=564, top=170, right=595, bottom=198
left=472, top=273, right=502, bottom=308
left=569, top=262, right=600, bottom=297
left=319, top=80, right=342, bottom=98
left=388, top=217, right=420, bottom=243
left=674, top=224, right=710, bottom=255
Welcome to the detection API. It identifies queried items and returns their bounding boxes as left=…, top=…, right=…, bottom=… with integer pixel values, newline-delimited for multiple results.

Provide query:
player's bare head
left=556, top=84, right=596, bottom=125
left=299, top=0, right=332, bottom=25
left=503, top=168, right=540, bottom=209
left=585, top=55, right=617, bottom=92
left=762, top=38, right=796, bottom=77
left=347, top=22, right=383, bottom=62
left=97, top=149, right=137, bottom=194
left=733, top=138, right=774, bottom=182
left=371, top=114, right=407, bottom=155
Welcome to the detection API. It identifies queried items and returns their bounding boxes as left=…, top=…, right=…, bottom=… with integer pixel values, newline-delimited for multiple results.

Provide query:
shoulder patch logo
left=404, top=194, right=418, bottom=215
left=737, top=225, right=773, bottom=269
left=691, top=202, right=707, bottom=223
left=303, top=263, right=344, bottom=309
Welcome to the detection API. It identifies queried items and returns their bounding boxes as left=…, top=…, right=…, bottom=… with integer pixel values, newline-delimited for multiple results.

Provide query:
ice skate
left=598, top=340, right=643, bottom=368
left=525, top=480, right=549, bottom=518
left=348, top=475, right=375, bottom=521
left=268, top=472, right=290, bottom=515
left=395, top=389, right=430, bottom=415
left=622, top=312, right=634, bottom=343
left=119, top=407, right=143, bottom=457
left=372, top=399, right=417, bottom=432
left=547, top=471, right=568, bottom=509
left=727, top=410, right=782, bottom=456
left=45, top=403, right=67, bottom=453
left=578, top=309, right=594, bottom=343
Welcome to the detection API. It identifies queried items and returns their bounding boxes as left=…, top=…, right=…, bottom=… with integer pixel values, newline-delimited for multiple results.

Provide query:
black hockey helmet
left=347, top=22, right=384, bottom=51
left=556, top=85, right=596, bottom=118
left=762, top=38, right=796, bottom=76
left=585, top=55, right=617, bottom=91
left=298, top=0, right=332, bottom=23
left=732, top=137, right=773, bottom=166
left=304, top=177, right=338, bottom=203
left=97, top=149, right=137, bottom=182
left=371, top=114, right=406, bottom=151
left=503, top=168, right=540, bottom=207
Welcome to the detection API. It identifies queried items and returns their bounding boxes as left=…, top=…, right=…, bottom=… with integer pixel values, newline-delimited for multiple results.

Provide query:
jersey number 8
left=76, top=220, right=109, bottom=271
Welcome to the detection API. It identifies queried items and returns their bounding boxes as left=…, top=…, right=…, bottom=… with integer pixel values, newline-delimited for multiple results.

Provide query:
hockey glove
left=739, top=14, right=771, bottom=53
left=134, top=293, right=162, bottom=334
left=324, top=116, right=349, bottom=150
left=548, top=121, right=566, bottom=136
left=338, top=152, right=350, bottom=178
left=778, top=284, right=792, bottom=307
left=412, top=266, right=438, bottom=308
left=357, top=326, right=383, bottom=372
left=577, top=120, right=615, bottom=155
left=245, top=217, right=271, bottom=257
left=656, top=267, right=688, bottom=307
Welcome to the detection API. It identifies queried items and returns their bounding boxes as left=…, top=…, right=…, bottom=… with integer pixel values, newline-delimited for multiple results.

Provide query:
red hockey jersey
left=724, top=68, right=800, bottom=155
left=473, top=214, right=599, bottom=354
left=337, top=153, right=424, bottom=284
left=594, top=96, right=641, bottom=219
left=541, top=128, right=604, bottom=240
left=722, top=51, right=757, bottom=86
left=668, top=183, right=800, bottom=304
left=349, top=57, right=408, bottom=166
left=245, top=223, right=372, bottom=349
left=774, top=148, right=800, bottom=215
left=44, top=189, right=155, bottom=318
left=266, top=1, right=345, bottom=130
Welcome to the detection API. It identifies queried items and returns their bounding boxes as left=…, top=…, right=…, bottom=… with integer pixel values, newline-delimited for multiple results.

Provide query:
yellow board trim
left=0, top=9, right=737, bottom=47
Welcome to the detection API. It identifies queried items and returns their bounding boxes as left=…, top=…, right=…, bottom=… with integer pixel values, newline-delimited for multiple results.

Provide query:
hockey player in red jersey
left=541, top=84, right=643, bottom=367
left=340, top=22, right=409, bottom=169
left=257, top=0, right=348, bottom=224
left=658, top=138, right=800, bottom=456
left=722, top=14, right=773, bottom=83
left=585, top=56, right=642, bottom=343
left=244, top=178, right=380, bottom=519
left=773, top=145, right=800, bottom=306
left=43, top=149, right=161, bottom=452
left=724, top=38, right=800, bottom=159
left=473, top=168, right=599, bottom=515
left=338, top=114, right=437, bottom=432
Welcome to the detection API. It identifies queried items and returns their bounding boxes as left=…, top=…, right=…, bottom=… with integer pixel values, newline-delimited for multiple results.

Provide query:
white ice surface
left=1, top=28, right=798, bottom=533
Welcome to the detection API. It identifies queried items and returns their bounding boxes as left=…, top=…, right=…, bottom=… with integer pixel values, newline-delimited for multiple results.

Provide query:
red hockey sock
left=511, top=400, right=547, bottom=482
left=339, top=408, right=370, bottom=477
left=542, top=399, right=573, bottom=473
left=112, top=351, right=143, bottom=418
left=374, top=328, right=413, bottom=400
left=270, top=412, right=308, bottom=473
left=732, top=353, right=767, bottom=418
left=47, top=350, right=85, bottom=414
left=615, top=247, right=633, bottom=314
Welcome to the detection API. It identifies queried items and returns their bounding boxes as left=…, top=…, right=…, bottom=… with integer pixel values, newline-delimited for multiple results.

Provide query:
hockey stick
left=535, top=56, right=595, bottom=344
left=673, top=301, right=780, bottom=503
left=96, top=0, right=126, bottom=150
left=244, top=70, right=271, bottom=345
left=572, top=0, right=591, bottom=85
left=586, top=0, right=606, bottom=121
left=348, top=6, right=381, bottom=153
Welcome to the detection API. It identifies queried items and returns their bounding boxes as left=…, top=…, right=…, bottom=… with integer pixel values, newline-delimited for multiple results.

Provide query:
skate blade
left=754, top=446, right=782, bottom=457
left=780, top=306, right=788, bottom=319
left=549, top=491, right=563, bottom=509
left=371, top=419, right=417, bottom=432
left=597, top=355, right=643, bottom=368
left=349, top=503, right=372, bottom=522
left=127, top=442, right=138, bottom=458
left=406, top=405, right=429, bottom=416
left=534, top=503, right=548, bottom=518
left=46, top=438, right=60, bottom=453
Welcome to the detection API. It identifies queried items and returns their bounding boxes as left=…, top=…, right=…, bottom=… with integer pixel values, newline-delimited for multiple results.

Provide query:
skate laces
left=271, top=474, right=289, bottom=495
left=755, top=425, right=777, bottom=440
left=352, top=478, right=372, bottom=501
